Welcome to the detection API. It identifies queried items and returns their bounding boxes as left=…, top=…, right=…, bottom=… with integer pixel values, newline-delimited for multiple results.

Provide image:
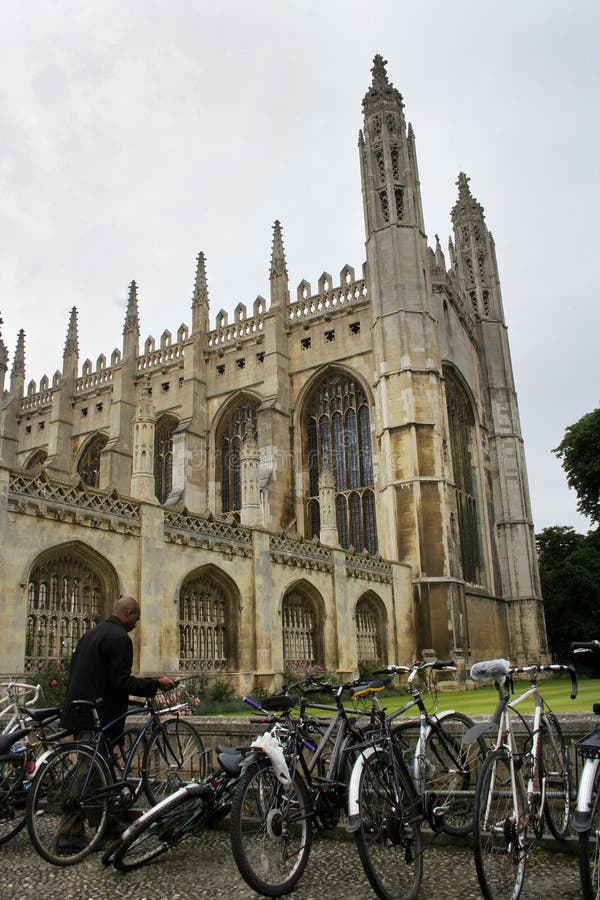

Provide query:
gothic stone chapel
left=0, top=56, right=547, bottom=688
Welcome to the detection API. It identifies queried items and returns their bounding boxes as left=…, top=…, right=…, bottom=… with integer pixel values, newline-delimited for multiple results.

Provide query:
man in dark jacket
left=56, top=596, right=177, bottom=853
left=61, top=595, right=176, bottom=740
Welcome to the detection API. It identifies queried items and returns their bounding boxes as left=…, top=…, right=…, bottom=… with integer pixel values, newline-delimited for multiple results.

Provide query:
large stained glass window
left=217, top=399, right=259, bottom=517
left=444, top=368, right=484, bottom=585
left=304, top=373, right=377, bottom=553
left=155, top=416, right=177, bottom=503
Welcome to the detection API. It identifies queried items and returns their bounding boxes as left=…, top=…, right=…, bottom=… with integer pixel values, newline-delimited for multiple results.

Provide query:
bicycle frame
left=0, top=682, right=42, bottom=734
left=473, top=662, right=576, bottom=835
left=68, top=698, right=192, bottom=803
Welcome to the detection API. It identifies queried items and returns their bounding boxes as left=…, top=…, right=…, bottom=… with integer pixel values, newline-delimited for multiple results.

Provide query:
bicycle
left=106, top=692, right=296, bottom=872
left=570, top=639, right=600, bottom=899
left=26, top=690, right=205, bottom=865
left=345, top=660, right=485, bottom=900
left=229, top=676, right=380, bottom=897
left=0, top=682, right=70, bottom=846
left=469, top=658, right=576, bottom=900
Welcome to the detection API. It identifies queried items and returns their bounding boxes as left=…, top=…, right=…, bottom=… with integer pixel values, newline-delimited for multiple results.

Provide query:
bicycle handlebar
left=372, top=659, right=457, bottom=677
left=571, top=640, right=600, bottom=654
left=509, top=663, right=578, bottom=700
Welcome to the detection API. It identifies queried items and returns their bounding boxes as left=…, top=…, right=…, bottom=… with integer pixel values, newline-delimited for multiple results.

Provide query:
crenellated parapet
left=207, top=300, right=265, bottom=348
left=288, top=267, right=368, bottom=323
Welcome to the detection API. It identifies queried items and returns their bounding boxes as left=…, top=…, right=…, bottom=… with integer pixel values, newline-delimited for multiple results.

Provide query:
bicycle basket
left=576, top=729, right=600, bottom=761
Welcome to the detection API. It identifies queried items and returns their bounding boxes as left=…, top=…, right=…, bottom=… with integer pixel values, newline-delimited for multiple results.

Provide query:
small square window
left=256, top=352, right=264, bottom=364
left=236, top=358, right=246, bottom=370
left=81, top=407, right=88, bottom=417
left=162, top=382, right=170, bottom=392
left=25, top=425, right=32, bottom=434
left=301, top=337, right=312, bottom=350
left=38, top=421, right=45, bottom=431
left=349, top=321, right=361, bottom=335
left=216, top=364, right=225, bottom=376
left=95, top=402, right=103, bottom=413
left=325, top=330, right=335, bottom=343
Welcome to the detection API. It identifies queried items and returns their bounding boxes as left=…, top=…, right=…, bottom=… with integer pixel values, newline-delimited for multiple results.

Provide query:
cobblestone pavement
left=0, top=827, right=583, bottom=900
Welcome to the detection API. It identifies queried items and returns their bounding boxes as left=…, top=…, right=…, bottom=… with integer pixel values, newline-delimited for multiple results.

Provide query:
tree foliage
left=537, top=525, right=600, bottom=665
left=554, top=408, right=600, bottom=524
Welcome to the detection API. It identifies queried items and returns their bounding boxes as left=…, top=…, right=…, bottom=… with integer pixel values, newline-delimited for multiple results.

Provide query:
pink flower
left=50, top=679, right=58, bottom=686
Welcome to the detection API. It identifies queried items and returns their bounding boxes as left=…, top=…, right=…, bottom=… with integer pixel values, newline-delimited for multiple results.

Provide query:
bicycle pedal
left=432, top=805, right=449, bottom=816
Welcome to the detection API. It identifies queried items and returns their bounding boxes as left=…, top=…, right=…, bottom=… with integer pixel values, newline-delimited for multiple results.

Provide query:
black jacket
left=60, top=615, right=159, bottom=739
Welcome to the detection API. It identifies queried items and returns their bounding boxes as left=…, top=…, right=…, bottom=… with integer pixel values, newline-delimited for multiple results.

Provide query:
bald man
left=60, top=596, right=176, bottom=740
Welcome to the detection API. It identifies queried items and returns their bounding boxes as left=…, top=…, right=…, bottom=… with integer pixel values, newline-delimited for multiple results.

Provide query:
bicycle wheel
left=230, top=756, right=312, bottom=897
left=26, top=743, right=110, bottom=866
left=423, top=712, right=486, bottom=835
left=354, top=747, right=423, bottom=900
left=113, top=788, right=200, bottom=872
left=142, top=719, right=204, bottom=805
left=540, top=712, right=571, bottom=839
left=473, top=749, right=527, bottom=900
left=580, top=765, right=600, bottom=900
left=112, top=727, right=147, bottom=801
left=0, top=754, right=28, bottom=846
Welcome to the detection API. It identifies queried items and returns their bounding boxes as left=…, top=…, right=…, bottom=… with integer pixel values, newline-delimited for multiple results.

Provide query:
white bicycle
left=572, top=640, right=600, bottom=899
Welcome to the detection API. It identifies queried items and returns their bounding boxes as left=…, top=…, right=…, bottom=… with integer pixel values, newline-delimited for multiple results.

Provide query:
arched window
left=77, top=434, right=108, bottom=487
left=24, top=449, right=47, bottom=472
left=155, top=416, right=177, bottom=503
left=178, top=573, right=231, bottom=672
left=304, top=372, right=377, bottom=553
left=282, top=589, right=323, bottom=671
left=444, top=368, right=484, bottom=585
left=355, top=595, right=385, bottom=668
left=217, top=399, right=259, bottom=517
left=26, top=552, right=108, bottom=671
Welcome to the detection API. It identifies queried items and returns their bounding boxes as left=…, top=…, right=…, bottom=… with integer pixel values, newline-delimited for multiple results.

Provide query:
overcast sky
left=1, top=1, right=598, bottom=534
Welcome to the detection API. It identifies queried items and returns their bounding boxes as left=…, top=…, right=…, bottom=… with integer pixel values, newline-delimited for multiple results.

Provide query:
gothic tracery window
left=154, top=415, right=177, bottom=503
left=304, top=373, right=377, bottom=554
left=282, top=589, right=323, bottom=671
left=26, top=554, right=107, bottom=671
left=178, top=573, right=231, bottom=672
left=217, top=399, right=258, bottom=517
left=355, top=596, right=384, bottom=669
left=444, top=369, right=484, bottom=586
left=77, top=434, right=108, bottom=487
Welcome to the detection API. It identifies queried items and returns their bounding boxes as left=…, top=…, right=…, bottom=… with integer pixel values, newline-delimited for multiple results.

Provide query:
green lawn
left=377, top=676, right=600, bottom=717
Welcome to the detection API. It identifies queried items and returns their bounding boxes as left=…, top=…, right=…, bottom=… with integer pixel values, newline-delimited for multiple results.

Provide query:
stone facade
left=0, top=57, right=547, bottom=689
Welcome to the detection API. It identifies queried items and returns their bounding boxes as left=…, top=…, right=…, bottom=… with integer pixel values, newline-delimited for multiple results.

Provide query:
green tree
left=554, top=408, right=600, bottom=524
left=537, top=526, right=600, bottom=664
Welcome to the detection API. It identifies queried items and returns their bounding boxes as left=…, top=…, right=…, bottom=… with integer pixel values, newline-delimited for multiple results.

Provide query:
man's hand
left=158, top=676, right=178, bottom=691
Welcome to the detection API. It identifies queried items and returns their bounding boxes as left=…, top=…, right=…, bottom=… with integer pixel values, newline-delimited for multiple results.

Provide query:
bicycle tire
left=540, top=712, right=571, bottom=839
left=230, top=756, right=312, bottom=896
left=423, top=711, right=486, bottom=835
left=0, top=753, right=28, bottom=847
left=112, top=726, right=147, bottom=802
left=142, top=719, right=204, bottom=805
left=354, top=746, right=423, bottom=900
left=580, top=764, right=600, bottom=900
left=26, top=743, right=110, bottom=866
left=113, top=788, right=200, bottom=871
left=473, top=749, right=527, bottom=900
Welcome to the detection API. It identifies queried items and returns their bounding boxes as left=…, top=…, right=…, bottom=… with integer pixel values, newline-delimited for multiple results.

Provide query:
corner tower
left=361, top=57, right=465, bottom=659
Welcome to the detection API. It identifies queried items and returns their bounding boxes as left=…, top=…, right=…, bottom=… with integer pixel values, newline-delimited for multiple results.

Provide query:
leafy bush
left=31, top=657, right=70, bottom=708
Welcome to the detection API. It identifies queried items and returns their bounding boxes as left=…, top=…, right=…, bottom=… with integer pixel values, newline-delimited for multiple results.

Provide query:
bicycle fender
left=250, top=731, right=291, bottom=786
left=573, top=758, right=600, bottom=833
left=346, top=744, right=381, bottom=833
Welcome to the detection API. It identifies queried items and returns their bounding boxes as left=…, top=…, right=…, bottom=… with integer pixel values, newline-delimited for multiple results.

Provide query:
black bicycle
left=230, top=677, right=384, bottom=897
left=26, top=691, right=205, bottom=865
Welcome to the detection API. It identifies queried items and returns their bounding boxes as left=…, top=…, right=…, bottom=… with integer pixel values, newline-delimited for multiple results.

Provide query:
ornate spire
left=269, top=220, right=288, bottom=279
left=63, top=307, right=79, bottom=358
left=362, top=54, right=404, bottom=118
left=11, top=329, right=25, bottom=379
left=451, top=172, right=485, bottom=224
left=192, top=252, right=209, bottom=307
left=123, top=280, right=140, bottom=335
